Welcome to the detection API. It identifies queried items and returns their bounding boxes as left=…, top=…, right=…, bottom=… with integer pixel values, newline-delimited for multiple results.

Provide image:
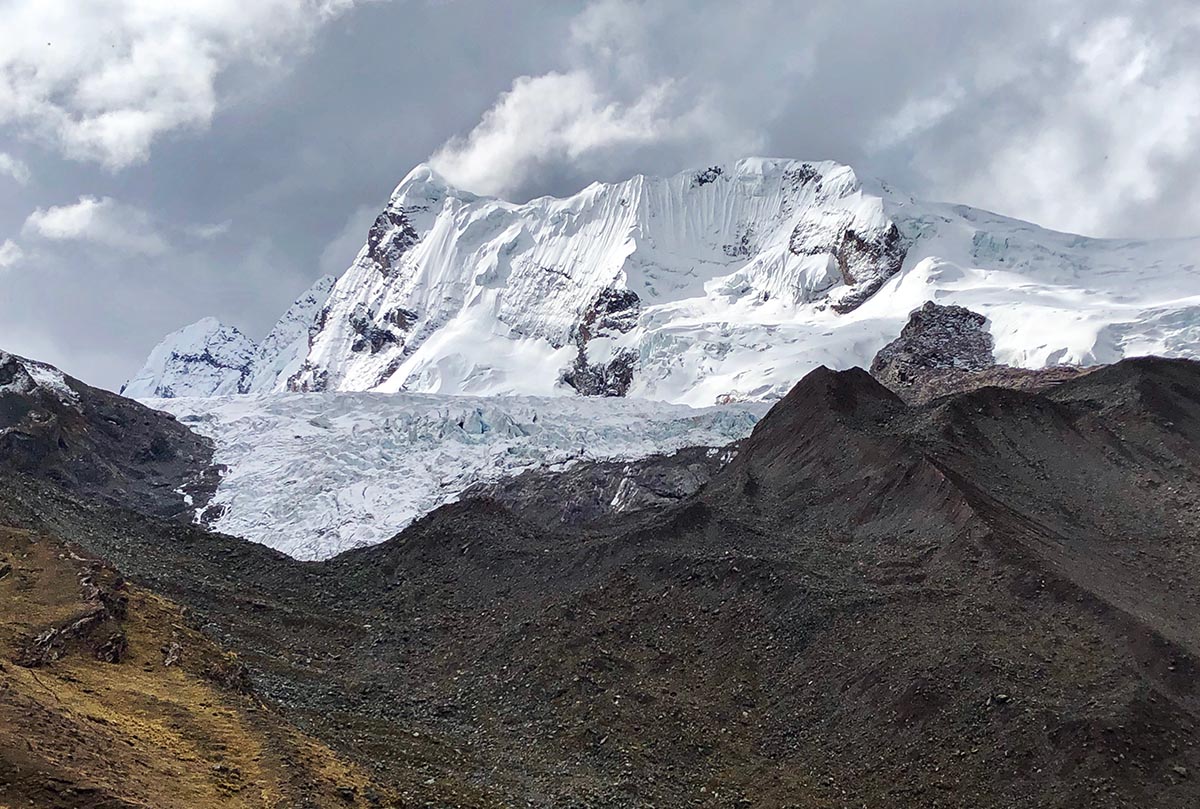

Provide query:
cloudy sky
left=2, top=0, right=1198, bottom=390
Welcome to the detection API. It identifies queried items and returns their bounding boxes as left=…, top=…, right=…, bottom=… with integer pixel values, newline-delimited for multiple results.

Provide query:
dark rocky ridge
left=3, top=348, right=1200, bottom=806
left=466, top=444, right=736, bottom=531
left=0, top=352, right=218, bottom=520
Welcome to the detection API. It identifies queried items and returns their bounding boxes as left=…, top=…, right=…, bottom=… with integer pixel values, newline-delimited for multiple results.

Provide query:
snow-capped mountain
left=122, top=276, right=334, bottom=398
left=129, top=158, right=1200, bottom=405
left=121, top=317, right=257, bottom=398
left=289, top=158, right=905, bottom=400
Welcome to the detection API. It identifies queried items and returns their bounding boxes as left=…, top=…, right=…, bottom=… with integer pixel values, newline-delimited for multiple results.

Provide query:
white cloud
left=430, top=68, right=763, bottom=199
left=903, top=11, right=1200, bottom=236
left=23, top=196, right=168, bottom=256
left=0, top=153, right=31, bottom=184
left=0, top=239, right=23, bottom=270
left=429, top=0, right=1200, bottom=236
left=432, top=71, right=676, bottom=196
left=868, top=84, right=964, bottom=152
left=0, top=0, right=368, bottom=170
left=430, top=0, right=771, bottom=198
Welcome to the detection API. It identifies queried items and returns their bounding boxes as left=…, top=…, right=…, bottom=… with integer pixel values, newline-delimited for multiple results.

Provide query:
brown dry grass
left=0, top=525, right=389, bottom=809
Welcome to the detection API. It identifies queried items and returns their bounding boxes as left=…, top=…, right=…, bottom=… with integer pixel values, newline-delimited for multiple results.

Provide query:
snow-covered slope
left=153, top=392, right=763, bottom=560
left=132, top=158, right=1200, bottom=405
left=246, top=275, right=336, bottom=392
left=120, top=318, right=256, bottom=398
left=123, top=276, right=334, bottom=398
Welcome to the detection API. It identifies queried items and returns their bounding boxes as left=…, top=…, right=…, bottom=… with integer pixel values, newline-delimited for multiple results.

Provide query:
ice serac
left=120, top=317, right=256, bottom=398
left=290, top=159, right=909, bottom=400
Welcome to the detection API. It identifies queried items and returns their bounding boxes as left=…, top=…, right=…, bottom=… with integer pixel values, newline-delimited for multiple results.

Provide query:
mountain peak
left=391, top=162, right=476, bottom=206
left=123, top=274, right=337, bottom=399
left=121, top=318, right=256, bottom=399
left=288, top=155, right=908, bottom=399
left=129, top=157, right=1200, bottom=404
left=0, top=350, right=79, bottom=405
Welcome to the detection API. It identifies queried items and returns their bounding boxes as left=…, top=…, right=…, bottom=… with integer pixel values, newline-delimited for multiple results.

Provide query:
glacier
left=154, top=392, right=764, bottom=560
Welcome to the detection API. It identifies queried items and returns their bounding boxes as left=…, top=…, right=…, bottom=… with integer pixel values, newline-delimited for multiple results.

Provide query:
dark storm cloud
left=2, top=0, right=1198, bottom=389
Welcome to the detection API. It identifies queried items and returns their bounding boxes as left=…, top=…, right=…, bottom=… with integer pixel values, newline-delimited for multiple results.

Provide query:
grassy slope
left=0, top=524, right=392, bottom=809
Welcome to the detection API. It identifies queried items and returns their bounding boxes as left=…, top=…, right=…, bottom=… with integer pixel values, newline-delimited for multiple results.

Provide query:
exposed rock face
left=827, top=222, right=907, bottom=312
left=871, top=301, right=1092, bottom=402
left=871, top=301, right=996, bottom=386
left=366, top=204, right=421, bottom=274
left=562, top=288, right=641, bottom=397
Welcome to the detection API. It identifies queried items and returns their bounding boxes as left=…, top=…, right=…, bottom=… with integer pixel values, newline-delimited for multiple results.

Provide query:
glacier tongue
left=153, top=392, right=765, bottom=560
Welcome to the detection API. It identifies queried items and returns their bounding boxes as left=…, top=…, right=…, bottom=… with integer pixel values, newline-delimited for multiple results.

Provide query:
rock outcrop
left=872, top=301, right=1090, bottom=402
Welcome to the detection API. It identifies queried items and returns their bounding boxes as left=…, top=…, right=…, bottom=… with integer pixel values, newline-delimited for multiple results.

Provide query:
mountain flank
left=3, top=345, right=1199, bottom=806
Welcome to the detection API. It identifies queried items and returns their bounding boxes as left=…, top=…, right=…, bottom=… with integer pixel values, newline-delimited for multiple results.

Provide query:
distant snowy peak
left=291, top=158, right=907, bottom=397
left=121, top=317, right=256, bottom=398
left=122, top=275, right=335, bottom=398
